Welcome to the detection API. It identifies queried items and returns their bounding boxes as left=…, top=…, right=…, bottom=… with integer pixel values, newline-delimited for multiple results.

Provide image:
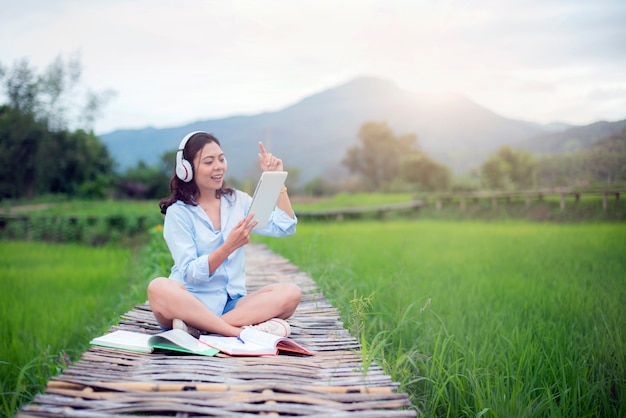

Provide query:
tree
left=480, top=146, right=538, bottom=190
left=0, top=55, right=115, bottom=199
left=400, top=152, right=451, bottom=192
left=3, top=53, right=115, bottom=132
left=537, top=128, right=626, bottom=188
left=303, top=176, right=338, bottom=197
left=0, top=105, right=45, bottom=198
left=587, top=127, right=626, bottom=185
left=116, top=161, right=170, bottom=199
left=342, top=121, right=416, bottom=191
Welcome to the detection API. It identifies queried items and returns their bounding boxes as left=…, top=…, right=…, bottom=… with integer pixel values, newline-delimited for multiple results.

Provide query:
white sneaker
left=172, top=318, right=201, bottom=339
left=246, top=318, right=291, bottom=337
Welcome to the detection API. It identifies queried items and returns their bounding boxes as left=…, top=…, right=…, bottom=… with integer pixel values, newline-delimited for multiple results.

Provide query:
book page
left=240, top=328, right=283, bottom=347
left=150, top=329, right=218, bottom=355
left=90, top=330, right=152, bottom=353
left=239, top=328, right=314, bottom=355
left=90, top=329, right=218, bottom=356
left=275, top=340, right=315, bottom=355
left=200, top=334, right=277, bottom=356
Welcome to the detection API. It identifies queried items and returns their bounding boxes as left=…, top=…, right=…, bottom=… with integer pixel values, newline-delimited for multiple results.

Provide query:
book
left=90, top=329, right=219, bottom=356
left=200, top=328, right=315, bottom=356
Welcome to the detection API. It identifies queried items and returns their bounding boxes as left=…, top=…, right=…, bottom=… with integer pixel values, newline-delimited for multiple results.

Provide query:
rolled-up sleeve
left=251, top=207, right=297, bottom=236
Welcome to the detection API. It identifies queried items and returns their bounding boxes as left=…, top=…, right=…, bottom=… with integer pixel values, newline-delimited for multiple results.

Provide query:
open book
left=200, top=328, right=315, bottom=356
left=90, top=329, right=218, bottom=356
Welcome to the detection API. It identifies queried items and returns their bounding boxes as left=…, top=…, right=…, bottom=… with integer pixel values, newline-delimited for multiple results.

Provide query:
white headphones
left=175, top=131, right=205, bottom=182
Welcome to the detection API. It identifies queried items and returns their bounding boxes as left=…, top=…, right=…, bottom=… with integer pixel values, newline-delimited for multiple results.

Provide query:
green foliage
left=0, top=55, right=115, bottom=200
left=0, top=105, right=45, bottom=198
left=78, top=173, right=115, bottom=199
left=480, top=145, right=538, bottom=190
left=256, top=221, right=626, bottom=417
left=1, top=199, right=163, bottom=245
left=1, top=53, right=115, bottom=132
left=418, top=192, right=626, bottom=223
left=400, top=152, right=452, bottom=192
left=293, top=192, right=415, bottom=211
left=5, top=198, right=159, bottom=216
left=342, top=121, right=452, bottom=192
left=0, top=241, right=148, bottom=417
left=292, top=191, right=625, bottom=223
left=302, top=176, right=338, bottom=197
left=539, top=127, right=626, bottom=187
left=115, top=160, right=170, bottom=199
left=143, top=224, right=173, bottom=279
left=342, top=121, right=418, bottom=190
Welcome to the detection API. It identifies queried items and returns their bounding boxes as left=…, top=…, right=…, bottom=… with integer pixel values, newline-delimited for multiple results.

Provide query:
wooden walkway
left=19, top=243, right=416, bottom=417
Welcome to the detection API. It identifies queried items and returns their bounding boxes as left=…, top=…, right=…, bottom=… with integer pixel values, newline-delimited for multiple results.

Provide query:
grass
left=293, top=192, right=415, bottom=209
left=254, top=220, right=626, bottom=417
left=3, top=198, right=159, bottom=216
left=0, top=240, right=156, bottom=417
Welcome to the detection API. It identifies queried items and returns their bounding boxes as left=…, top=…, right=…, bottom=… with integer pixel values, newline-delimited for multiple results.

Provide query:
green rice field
left=255, top=220, right=626, bottom=417
left=0, top=241, right=148, bottom=416
left=2, top=214, right=625, bottom=417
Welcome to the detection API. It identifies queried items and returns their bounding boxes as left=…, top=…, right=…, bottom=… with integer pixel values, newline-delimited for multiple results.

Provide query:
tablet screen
left=248, top=171, right=288, bottom=229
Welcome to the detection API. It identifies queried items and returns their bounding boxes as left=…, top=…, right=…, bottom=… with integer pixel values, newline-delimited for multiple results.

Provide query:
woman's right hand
left=224, top=212, right=259, bottom=251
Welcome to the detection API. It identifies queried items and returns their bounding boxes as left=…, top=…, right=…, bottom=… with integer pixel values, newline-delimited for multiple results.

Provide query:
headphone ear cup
left=176, top=158, right=193, bottom=182
left=175, top=130, right=205, bottom=182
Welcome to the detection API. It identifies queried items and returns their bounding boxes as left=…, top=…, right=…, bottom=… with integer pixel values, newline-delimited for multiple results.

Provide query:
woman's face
left=193, top=141, right=227, bottom=193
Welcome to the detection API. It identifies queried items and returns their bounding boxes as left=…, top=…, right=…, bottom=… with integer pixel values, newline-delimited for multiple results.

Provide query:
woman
left=147, top=131, right=301, bottom=338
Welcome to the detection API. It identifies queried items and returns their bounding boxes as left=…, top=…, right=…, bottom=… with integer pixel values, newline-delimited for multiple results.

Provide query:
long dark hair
left=159, top=132, right=234, bottom=214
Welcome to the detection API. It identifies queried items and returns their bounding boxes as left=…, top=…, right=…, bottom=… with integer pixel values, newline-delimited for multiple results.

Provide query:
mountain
left=99, top=77, right=619, bottom=183
left=513, top=119, right=626, bottom=155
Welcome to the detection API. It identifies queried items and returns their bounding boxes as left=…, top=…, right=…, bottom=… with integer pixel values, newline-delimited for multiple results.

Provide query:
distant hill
left=99, top=77, right=623, bottom=183
left=513, top=119, right=626, bottom=155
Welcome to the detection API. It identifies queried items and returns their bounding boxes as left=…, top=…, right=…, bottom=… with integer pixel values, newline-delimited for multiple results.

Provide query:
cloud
left=588, top=85, right=626, bottom=101
left=1, top=0, right=625, bottom=132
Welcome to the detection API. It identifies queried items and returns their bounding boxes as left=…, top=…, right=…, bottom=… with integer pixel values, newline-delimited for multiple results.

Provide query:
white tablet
left=248, top=171, right=288, bottom=229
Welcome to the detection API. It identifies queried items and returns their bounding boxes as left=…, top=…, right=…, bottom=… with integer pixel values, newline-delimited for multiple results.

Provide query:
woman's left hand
left=258, top=141, right=283, bottom=172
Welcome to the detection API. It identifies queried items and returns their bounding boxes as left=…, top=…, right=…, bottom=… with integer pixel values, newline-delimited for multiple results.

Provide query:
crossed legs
left=147, top=277, right=301, bottom=337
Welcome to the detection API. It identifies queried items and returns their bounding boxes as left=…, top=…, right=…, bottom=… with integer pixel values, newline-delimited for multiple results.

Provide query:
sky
left=1, top=0, right=625, bottom=135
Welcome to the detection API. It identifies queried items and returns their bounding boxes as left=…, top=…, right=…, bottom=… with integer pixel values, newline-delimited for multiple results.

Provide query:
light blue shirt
left=162, top=190, right=296, bottom=316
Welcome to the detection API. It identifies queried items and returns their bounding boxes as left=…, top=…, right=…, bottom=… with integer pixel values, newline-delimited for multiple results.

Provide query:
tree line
left=0, top=55, right=171, bottom=201
left=340, top=123, right=625, bottom=193
left=1, top=55, right=624, bottom=202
